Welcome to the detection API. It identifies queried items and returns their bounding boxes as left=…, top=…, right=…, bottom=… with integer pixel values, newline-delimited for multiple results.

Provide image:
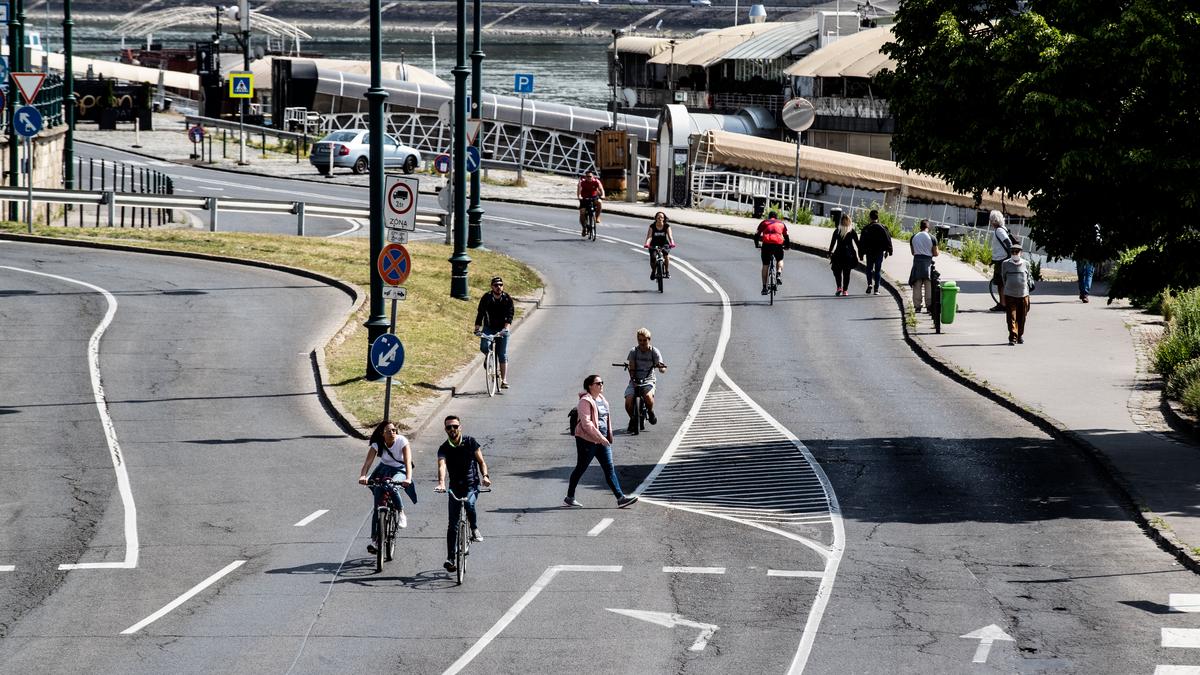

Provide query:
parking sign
left=514, top=73, right=534, bottom=94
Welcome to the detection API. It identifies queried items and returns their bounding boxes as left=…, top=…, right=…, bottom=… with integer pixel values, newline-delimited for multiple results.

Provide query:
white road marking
left=294, top=509, right=329, bottom=527
left=606, top=608, right=719, bottom=651
left=1170, top=594, right=1200, bottom=612
left=1163, top=627, right=1200, bottom=648
left=1156, top=666, right=1200, bottom=674
left=327, top=218, right=363, bottom=238
left=663, top=566, right=726, bottom=574
left=0, top=266, right=139, bottom=570
left=767, top=569, right=825, bottom=578
left=442, top=564, right=622, bottom=674
left=0, top=565, right=14, bottom=572
left=960, top=624, right=1014, bottom=664
left=178, top=174, right=360, bottom=203
left=587, top=518, right=614, bottom=537
left=120, top=560, right=246, bottom=634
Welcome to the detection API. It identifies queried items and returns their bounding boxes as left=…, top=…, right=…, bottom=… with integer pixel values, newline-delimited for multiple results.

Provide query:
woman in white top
left=357, top=420, right=413, bottom=554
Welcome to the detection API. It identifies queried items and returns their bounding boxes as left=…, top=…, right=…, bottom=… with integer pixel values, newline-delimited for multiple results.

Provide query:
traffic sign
left=11, top=72, right=44, bottom=104
left=433, top=153, right=452, bottom=174
left=381, top=286, right=408, bottom=301
left=0, top=90, right=5, bottom=112
left=0, top=1, right=9, bottom=24
left=377, top=243, right=412, bottom=286
left=465, top=146, right=480, bottom=173
left=386, top=229, right=409, bottom=244
left=466, top=119, right=482, bottom=145
left=369, top=334, right=405, bottom=378
left=0, top=57, right=9, bottom=88
left=384, top=175, right=420, bottom=231
left=513, top=73, right=534, bottom=94
left=187, top=125, right=205, bottom=143
left=229, top=71, right=254, bottom=99
left=14, top=105, right=42, bottom=138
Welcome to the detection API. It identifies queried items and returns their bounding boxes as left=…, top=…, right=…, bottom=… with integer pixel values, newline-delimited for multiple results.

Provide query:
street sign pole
left=7, top=0, right=23, bottom=222
left=450, top=0, right=471, bottom=299
left=466, top=0, right=485, bottom=249
left=781, top=97, right=816, bottom=223
left=383, top=296, right=397, bottom=419
left=517, top=93, right=526, bottom=183
left=24, top=136, right=31, bottom=232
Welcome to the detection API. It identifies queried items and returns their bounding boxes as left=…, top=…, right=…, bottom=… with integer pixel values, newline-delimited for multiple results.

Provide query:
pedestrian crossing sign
left=229, top=72, right=254, bottom=99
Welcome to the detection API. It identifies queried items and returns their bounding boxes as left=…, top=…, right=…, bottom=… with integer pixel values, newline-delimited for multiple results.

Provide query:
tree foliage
left=879, top=1, right=1200, bottom=297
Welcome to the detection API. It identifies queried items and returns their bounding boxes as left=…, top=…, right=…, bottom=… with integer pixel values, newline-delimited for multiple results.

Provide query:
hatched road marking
left=588, top=518, right=614, bottom=537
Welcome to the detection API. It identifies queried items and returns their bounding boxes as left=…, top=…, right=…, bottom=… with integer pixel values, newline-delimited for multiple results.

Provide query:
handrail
left=183, top=114, right=308, bottom=143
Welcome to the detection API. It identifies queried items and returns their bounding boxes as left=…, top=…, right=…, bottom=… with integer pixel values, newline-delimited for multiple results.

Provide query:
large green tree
left=879, top=1, right=1200, bottom=299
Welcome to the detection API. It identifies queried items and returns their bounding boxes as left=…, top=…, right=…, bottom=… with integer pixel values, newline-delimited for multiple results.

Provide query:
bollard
left=207, top=196, right=219, bottom=231
left=626, top=133, right=638, bottom=203
left=132, top=117, right=142, bottom=148
left=262, top=128, right=267, bottom=158
left=295, top=201, right=306, bottom=236
left=103, top=190, right=115, bottom=227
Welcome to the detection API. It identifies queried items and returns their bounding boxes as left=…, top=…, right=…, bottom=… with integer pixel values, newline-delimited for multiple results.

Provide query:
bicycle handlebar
left=435, top=486, right=493, bottom=501
left=365, top=478, right=410, bottom=487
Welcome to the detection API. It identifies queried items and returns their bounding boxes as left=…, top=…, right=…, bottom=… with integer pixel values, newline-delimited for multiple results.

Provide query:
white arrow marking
left=377, top=342, right=399, bottom=368
left=960, top=624, right=1014, bottom=664
left=606, top=608, right=719, bottom=651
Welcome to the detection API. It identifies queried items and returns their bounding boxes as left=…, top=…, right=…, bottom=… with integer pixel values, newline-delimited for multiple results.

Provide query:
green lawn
left=1, top=223, right=541, bottom=432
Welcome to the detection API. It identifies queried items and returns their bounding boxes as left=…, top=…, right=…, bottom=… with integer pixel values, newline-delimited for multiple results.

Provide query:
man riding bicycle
left=474, top=276, right=514, bottom=389
left=755, top=211, right=790, bottom=295
left=435, top=415, right=492, bottom=574
left=577, top=169, right=605, bottom=236
left=625, top=327, right=667, bottom=433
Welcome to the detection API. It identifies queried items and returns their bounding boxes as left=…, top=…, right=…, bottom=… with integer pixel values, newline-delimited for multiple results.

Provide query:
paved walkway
left=77, top=113, right=1200, bottom=566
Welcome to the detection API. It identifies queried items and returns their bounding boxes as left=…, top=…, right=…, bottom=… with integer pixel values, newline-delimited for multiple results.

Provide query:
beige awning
left=612, top=36, right=672, bottom=57
left=698, top=129, right=1032, bottom=216
left=647, top=24, right=781, bottom=68
left=250, top=57, right=447, bottom=92
left=784, top=26, right=896, bottom=78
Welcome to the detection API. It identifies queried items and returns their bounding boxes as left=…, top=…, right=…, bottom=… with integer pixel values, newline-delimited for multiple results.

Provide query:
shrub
left=852, top=201, right=911, bottom=241
left=1183, top=378, right=1200, bottom=416
left=1154, top=287, right=1200, bottom=376
left=1167, top=357, right=1200, bottom=400
left=956, top=233, right=991, bottom=267
left=1030, top=259, right=1042, bottom=282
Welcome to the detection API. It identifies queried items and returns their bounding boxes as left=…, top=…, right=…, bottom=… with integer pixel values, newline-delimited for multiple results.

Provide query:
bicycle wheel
left=989, top=278, right=1000, bottom=306
left=768, top=267, right=777, bottom=306
left=374, top=509, right=385, bottom=573
left=456, top=517, right=469, bottom=584
left=588, top=212, right=597, bottom=241
left=656, top=259, right=664, bottom=293
left=484, top=345, right=497, bottom=397
left=384, top=509, right=397, bottom=562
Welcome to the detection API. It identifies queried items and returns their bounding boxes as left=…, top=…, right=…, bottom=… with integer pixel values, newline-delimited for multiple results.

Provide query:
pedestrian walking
left=858, top=209, right=893, bottom=294
left=828, top=213, right=860, bottom=296
left=1076, top=223, right=1102, bottom=303
left=908, top=220, right=939, bottom=313
left=988, top=210, right=1014, bottom=312
left=564, top=374, right=639, bottom=509
left=1000, top=239, right=1035, bottom=345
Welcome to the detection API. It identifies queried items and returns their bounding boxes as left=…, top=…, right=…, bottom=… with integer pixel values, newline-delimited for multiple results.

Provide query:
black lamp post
left=466, top=0, right=484, bottom=248
left=450, top=0, right=471, bottom=298
left=7, top=0, right=23, bottom=221
left=63, top=0, right=75, bottom=194
left=363, top=0, right=391, bottom=379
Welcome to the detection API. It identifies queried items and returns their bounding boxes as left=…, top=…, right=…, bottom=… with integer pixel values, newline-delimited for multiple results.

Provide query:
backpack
left=568, top=407, right=579, bottom=434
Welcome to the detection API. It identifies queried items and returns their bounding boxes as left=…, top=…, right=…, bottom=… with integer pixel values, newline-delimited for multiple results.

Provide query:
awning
left=697, top=129, right=1032, bottom=216
left=253, top=57, right=447, bottom=92
left=783, top=26, right=896, bottom=78
left=718, top=19, right=819, bottom=61
left=612, top=36, right=672, bottom=57
left=647, top=24, right=777, bottom=68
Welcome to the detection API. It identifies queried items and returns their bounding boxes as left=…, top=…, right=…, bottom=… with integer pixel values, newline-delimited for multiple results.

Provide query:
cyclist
left=643, top=211, right=676, bottom=279
left=624, top=327, right=667, bottom=433
left=357, top=420, right=413, bottom=555
left=435, top=415, right=492, bottom=574
left=754, top=210, right=790, bottom=296
left=577, top=169, right=605, bottom=236
left=474, top=276, right=514, bottom=389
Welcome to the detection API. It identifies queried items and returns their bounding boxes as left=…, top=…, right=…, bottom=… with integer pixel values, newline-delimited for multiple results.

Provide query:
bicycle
left=475, top=329, right=508, bottom=397
left=581, top=197, right=599, bottom=241
left=648, top=244, right=670, bottom=293
left=612, top=362, right=659, bottom=435
left=434, top=486, right=492, bottom=584
left=365, top=477, right=407, bottom=573
left=766, top=261, right=779, bottom=305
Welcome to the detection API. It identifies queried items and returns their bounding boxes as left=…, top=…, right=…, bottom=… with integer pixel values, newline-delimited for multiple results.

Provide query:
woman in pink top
left=564, top=374, right=639, bottom=509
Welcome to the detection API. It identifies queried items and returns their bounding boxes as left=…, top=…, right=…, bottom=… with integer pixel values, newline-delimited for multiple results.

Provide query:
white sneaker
left=470, top=528, right=483, bottom=542
left=398, top=510, right=407, bottom=529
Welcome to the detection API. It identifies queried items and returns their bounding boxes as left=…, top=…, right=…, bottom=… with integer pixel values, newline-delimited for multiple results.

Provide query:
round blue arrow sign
left=465, top=145, right=481, bottom=173
left=14, top=105, right=42, bottom=138
left=370, top=333, right=405, bottom=378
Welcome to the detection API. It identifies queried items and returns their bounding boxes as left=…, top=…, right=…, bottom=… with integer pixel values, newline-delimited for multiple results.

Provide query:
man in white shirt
left=908, top=220, right=938, bottom=312
left=988, top=210, right=1013, bottom=311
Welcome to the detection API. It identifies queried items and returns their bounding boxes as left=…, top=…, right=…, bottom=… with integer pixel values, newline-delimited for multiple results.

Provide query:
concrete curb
left=1163, top=396, right=1200, bottom=444
left=0, top=231, right=370, bottom=442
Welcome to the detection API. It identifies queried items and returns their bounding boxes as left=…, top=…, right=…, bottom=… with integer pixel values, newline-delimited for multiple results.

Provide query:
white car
left=579, top=0, right=599, bottom=4
left=309, top=130, right=422, bottom=175
left=690, top=0, right=712, bottom=6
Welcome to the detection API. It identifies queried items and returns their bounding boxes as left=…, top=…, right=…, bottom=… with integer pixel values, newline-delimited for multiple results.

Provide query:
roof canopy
left=719, top=18, right=819, bottom=61
left=613, top=36, right=672, bottom=56
left=648, top=23, right=782, bottom=68
left=697, top=129, right=1031, bottom=216
left=784, top=26, right=897, bottom=78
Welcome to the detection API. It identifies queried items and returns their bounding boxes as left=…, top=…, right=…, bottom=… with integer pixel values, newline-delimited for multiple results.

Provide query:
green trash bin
left=940, top=281, right=959, bottom=324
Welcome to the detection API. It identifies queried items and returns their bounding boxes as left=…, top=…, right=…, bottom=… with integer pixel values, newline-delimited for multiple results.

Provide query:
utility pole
left=7, top=0, right=23, bottom=221
left=364, top=0, right=391, bottom=377
left=238, top=0, right=249, bottom=165
left=63, top=0, right=75, bottom=194
left=450, top=0, right=470, bottom=297
left=466, top=0, right=484, bottom=248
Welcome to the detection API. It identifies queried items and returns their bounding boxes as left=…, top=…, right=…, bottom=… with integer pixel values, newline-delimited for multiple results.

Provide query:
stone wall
left=0, top=126, right=67, bottom=224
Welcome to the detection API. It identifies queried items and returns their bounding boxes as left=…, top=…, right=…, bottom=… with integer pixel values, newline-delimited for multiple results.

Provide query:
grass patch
left=0, top=222, right=541, bottom=431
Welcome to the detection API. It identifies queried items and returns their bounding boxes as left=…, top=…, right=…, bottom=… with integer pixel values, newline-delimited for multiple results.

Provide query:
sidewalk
left=77, top=114, right=1200, bottom=567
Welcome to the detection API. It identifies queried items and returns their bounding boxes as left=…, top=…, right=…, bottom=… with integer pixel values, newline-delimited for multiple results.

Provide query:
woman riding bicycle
left=357, top=420, right=413, bottom=555
left=644, top=212, right=676, bottom=279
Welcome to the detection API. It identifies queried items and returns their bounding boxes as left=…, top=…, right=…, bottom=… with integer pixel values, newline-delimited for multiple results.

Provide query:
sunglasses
left=591, top=381, right=604, bottom=386
left=445, top=424, right=460, bottom=430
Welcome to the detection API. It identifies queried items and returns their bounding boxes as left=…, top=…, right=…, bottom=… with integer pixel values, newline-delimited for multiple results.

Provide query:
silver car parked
left=309, top=130, right=422, bottom=175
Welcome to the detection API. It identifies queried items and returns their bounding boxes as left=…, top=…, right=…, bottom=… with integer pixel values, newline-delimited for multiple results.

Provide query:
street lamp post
left=364, top=0, right=391, bottom=378
left=7, top=0, right=23, bottom=221
left=466, top=0, right=485, bottom=248
left=63, top=0, right=76, bottom=195
left=449, top=0, right=471, bottom=298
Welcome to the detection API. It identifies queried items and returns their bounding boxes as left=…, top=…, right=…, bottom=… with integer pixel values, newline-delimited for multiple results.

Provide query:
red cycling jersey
left=757, top=218, right=787, bottom=246
left=579, top=177, right=603, bottom=199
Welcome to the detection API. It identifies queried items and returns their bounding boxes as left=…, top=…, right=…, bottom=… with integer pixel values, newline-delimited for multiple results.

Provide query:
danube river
left=37, top=22, right=615, bottom=109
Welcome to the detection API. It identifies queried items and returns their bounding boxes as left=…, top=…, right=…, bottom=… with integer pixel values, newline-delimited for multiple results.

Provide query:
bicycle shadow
left=330, top=566, right=457, bottom=589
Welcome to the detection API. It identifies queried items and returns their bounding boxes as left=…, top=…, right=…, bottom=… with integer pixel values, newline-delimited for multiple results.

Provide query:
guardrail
left=183, top=114, right=314, bottom=163
left=0, top=185, right=447, bottom=236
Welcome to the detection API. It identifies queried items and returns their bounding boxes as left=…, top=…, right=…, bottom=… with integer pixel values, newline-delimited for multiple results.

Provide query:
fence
left=65, top=156, right=175, bottom=228
left=183, top=114, right=312, bottom=163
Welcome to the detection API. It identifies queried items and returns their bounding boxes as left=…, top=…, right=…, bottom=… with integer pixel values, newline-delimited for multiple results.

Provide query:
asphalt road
left=2, top=147, right=1199, bottom=673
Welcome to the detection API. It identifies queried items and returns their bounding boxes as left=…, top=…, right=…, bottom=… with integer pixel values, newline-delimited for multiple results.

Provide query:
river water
left=37, top=22, right=614, bottom=109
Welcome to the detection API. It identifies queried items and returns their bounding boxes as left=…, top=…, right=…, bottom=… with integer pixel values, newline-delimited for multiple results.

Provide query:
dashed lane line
left=768, top=569, right=825, bottom=578
left=294, top=510, right=329, bottom=527
left=588, top=518, right=614, bottom=537
left=0, top=565, right=14, bottom=572
left=120, top=560, right=245, bottom=634
left=663, top=566, right=726, bottom=574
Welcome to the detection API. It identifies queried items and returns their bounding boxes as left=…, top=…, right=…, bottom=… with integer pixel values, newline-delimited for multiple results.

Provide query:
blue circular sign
left=465, top=146, right=480, bottom=173
left=14, top=105, right=42, bottom=138
left=433, top=153, right=452, bottom=174
left=188, top=125, right=205, bottom=143
left=370, top=334, right=405, bottom=378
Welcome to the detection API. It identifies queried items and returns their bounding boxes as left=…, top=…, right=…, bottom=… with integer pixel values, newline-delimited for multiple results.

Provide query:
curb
left=1163, top=396, right=1200, bottom=444
left=0, top=231, right=369, bottom=442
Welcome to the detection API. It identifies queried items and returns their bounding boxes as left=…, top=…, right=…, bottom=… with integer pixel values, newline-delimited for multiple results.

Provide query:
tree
left=878, top=0, right=1200, bottom=300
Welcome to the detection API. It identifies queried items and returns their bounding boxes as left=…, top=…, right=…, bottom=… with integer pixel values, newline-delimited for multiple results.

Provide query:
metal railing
left=183, top=114, right=313, bottom=162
